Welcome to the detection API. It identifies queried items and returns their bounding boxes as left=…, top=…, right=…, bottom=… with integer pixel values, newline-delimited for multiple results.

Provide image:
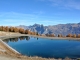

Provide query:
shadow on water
left=3, top=36, right=33, bottom=43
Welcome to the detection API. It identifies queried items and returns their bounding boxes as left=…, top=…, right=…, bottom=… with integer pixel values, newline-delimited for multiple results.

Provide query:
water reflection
left=3, top=36, right=80, bottom=43
left=37, top=38, right=38, bottom=40
left=3, top=36, right=31, bottom=43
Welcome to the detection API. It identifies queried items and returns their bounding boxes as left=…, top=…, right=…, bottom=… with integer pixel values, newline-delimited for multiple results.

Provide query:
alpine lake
left=3, top=36, right=80, bottom=59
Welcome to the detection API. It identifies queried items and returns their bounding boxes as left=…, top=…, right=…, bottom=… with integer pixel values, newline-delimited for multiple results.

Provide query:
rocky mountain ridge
left=17, top=23, right=80, bottom=35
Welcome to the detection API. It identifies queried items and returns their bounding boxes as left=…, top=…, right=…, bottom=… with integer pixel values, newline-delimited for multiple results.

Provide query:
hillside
left=17, top=23, right=80, bottom=35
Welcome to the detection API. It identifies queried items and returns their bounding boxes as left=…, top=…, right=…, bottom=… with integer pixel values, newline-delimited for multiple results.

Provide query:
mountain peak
left=17, top=22, right=80, bottom=35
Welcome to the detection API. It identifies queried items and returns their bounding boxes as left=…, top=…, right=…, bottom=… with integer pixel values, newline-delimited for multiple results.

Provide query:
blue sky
left=0, top=0, right=80, bottom=26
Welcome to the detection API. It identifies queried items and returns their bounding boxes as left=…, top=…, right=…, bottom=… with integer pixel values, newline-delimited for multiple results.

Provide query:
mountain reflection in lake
left=3, top=36, right=80, bottom=59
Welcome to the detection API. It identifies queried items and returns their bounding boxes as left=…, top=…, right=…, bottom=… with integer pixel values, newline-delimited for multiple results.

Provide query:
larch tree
left=66, top=34, right=73, bottom=37
left=72, top=34, right=76, bottom=38
left=13, top=27, right=19, bottom=32
left=77, top=34, right=80, bottom=38
left=9, top=27, right=14, bottom=32
left=58, top=34, right=63, bottom=37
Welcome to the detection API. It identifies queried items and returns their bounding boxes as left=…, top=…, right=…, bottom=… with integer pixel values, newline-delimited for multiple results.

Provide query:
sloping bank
left=0, top=39, right=20, bottom=54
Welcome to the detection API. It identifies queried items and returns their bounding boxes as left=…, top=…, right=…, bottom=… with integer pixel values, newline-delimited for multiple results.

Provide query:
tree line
left=0, top=26, right=39, bottom=35
left=0, top=26, right=80, bottom=38
left=45, top=33, right=80, bottom=38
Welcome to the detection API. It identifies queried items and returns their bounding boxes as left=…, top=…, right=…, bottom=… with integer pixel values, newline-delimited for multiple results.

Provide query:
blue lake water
left=3, top=36, right=80, bottom=59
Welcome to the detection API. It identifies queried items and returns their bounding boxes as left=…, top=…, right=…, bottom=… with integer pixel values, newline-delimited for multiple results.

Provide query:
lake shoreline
left=0, top=33, right=80, bottom=60
left=1, top=34, right=80, bottom=40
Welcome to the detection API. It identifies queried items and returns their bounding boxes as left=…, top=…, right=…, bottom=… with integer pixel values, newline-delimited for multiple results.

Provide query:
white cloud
left=1, top=19, right=36, bottom=26
left=0, top=12, right=41, bottom=26
left=38, top=20, right=63, bottom=25
left=0, top=10, right=78, bottom=26
left=37, top=0, right=80, bottom=10
left=3, top=19, right=26, bottom=23
left=0, top=12, right=36, bottom=19
left=33, top=11, right=44, bottom=15
left=51, top=0, right=80, bottom=10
